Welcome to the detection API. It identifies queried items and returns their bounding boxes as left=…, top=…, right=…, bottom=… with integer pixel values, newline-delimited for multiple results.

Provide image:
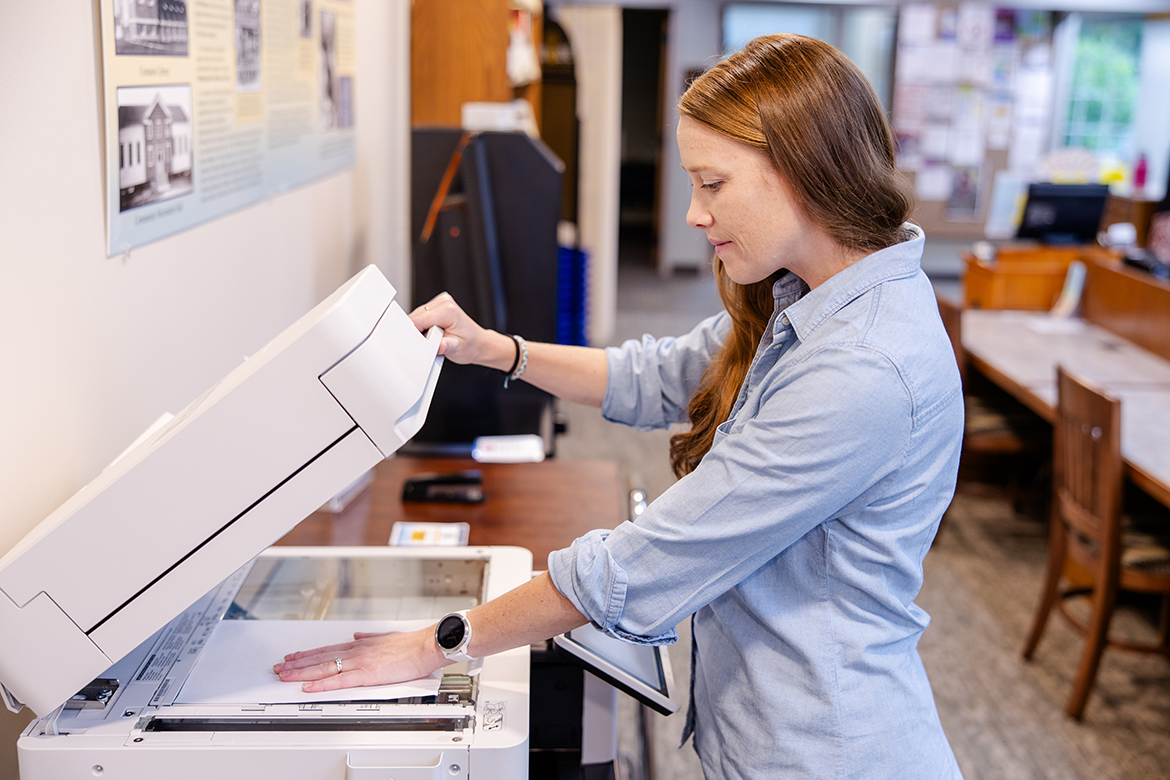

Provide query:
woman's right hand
left=409, top=293, right=514, bottom=371
left=411, top=292, right=608, bottom=407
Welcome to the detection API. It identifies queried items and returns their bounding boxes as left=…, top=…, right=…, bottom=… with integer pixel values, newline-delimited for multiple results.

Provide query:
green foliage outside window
left=1062, top=19, right=1142, bottom=155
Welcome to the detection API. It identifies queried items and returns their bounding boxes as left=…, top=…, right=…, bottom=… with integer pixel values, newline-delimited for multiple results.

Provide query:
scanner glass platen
left=228, top=555, right=485, bottom=622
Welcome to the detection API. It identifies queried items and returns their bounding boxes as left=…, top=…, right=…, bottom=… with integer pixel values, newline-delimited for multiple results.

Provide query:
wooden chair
left=1021, top=367, right=1170, bottom=719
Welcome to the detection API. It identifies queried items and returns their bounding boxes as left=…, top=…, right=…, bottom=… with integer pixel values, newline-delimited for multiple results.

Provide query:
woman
left=276, top=34, right=965, bottom=779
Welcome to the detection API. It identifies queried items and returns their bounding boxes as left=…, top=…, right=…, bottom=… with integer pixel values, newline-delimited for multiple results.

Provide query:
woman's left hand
left=273, top=627, right=447, bottom=693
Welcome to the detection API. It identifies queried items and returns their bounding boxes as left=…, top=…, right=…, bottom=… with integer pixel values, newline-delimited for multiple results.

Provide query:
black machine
left=409, top=129, right=565, bottom=453
left=1016, top=182, right=1110, bottom=245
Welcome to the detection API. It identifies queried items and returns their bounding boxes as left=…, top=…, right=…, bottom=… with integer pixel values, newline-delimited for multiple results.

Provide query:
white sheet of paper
left=1025, top=316, right=1086, bottom=335
left=916, top=163, right=953, bottom=201
left=922, top=123, right=950, bottom=160
left=175, top=619, right=442, bottom=704
left=984, top=170, right=1028, bottom=240
left=898, top=5, right=936, bottom=45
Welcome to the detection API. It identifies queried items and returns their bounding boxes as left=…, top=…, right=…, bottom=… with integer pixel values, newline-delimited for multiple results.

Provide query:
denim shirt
left=548, top=225, right=965, bottom=779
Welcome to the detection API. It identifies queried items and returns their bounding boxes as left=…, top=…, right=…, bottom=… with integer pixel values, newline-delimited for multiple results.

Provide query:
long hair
left=668, top=34, right=913, bottom=478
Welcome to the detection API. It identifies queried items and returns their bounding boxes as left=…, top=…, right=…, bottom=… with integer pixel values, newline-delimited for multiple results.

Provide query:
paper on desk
left=1024, top=316, right=1086, bottom=335
left=472, top=434, right=545, bottom=463
left=175, top=619, right=442, bottom=704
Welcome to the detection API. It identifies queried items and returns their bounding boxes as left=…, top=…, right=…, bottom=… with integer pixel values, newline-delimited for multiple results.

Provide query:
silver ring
left=334, top=657, right=343, bottom=674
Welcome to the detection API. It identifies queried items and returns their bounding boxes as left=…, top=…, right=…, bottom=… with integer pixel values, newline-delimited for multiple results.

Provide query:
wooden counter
left=275, top=457, right=624, bottom=570
left=961, top=245, right=1118, bottom=311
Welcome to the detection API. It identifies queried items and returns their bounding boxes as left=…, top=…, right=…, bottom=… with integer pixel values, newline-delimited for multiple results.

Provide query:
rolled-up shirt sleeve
left=601, top=313, right=730, bottom=431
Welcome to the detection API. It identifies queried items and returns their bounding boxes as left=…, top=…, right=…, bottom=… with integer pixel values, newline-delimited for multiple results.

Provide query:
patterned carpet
left=921, top=488, right=1170, bottom=780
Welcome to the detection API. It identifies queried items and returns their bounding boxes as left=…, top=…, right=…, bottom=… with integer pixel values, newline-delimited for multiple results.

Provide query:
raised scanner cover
left=0, top=265, right=443, bottom=716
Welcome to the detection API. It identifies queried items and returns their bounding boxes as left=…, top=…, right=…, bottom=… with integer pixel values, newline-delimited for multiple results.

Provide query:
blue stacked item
left=556, top=245, right=589, bottom=346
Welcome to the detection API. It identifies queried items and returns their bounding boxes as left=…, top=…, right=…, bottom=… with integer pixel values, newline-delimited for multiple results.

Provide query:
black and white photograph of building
left=113, top=0, right=189, bottom=57
left=236, top=0, right=262, bottom=93
left=320, top=10, right=351, bottom=130
left=117, top=85, right=194, bottom=212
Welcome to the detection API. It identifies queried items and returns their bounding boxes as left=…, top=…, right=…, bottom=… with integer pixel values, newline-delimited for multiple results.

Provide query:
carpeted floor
left=553, top=250, right=1170, bottom=780
left=920, top=487, right=1170, bottom=780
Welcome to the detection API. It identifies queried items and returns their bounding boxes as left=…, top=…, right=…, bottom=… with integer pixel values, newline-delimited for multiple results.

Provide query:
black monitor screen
left=1016, top=183, right=1109, bottom=245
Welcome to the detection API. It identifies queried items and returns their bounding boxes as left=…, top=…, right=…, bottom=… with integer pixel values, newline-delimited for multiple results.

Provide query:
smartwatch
left=435, top=611, right=481, bottom=675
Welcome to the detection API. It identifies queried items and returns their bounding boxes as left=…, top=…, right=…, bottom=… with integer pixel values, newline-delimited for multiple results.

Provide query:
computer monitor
left=1016, top=183, right=1110, bottom=245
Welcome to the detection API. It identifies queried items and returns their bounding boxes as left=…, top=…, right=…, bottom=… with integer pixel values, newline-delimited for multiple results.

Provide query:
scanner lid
left=0, top=265, right=443, bottom=716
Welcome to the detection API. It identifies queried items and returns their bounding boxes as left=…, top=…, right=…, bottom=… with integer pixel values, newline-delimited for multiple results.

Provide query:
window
left=1059, top=16, right=1143, bottom=156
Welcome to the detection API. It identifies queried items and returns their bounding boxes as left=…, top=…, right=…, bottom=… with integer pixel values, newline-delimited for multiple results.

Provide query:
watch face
left=436, top=614, right=466, bottom=650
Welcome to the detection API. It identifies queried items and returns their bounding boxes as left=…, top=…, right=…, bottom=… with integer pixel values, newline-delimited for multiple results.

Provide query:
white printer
left=0, top=264, right=678, bottom=780
left=0, top=266, right=530, bottom=778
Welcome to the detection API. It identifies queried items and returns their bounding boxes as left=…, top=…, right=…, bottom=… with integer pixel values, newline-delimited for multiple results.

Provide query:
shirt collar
left=771, top=223, right=926, bottom=341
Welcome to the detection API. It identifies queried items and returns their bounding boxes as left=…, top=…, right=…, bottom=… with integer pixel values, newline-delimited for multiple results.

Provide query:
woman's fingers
left=300, top=670, right=369, bottom=693
left=409, top=293, right=460, bottom=336
left=275, top=657, right=347, bottom=682
left=280, top=639, right=359, bottom=664
left=274, top=635, right=377, bottom=675
left=408, top=293, right=487, bottom=364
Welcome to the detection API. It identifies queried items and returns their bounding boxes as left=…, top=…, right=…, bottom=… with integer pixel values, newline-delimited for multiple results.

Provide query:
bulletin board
left=98, top=0, right=357, bottom=256
left=892, top=3, right=1054, bottom=240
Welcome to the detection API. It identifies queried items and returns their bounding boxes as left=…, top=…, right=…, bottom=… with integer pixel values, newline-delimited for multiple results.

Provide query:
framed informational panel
left=99, top=0, right=356, bottom=256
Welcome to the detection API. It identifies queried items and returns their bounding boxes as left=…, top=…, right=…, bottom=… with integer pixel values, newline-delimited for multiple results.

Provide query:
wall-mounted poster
left=100, top=0, right=357, bottom=256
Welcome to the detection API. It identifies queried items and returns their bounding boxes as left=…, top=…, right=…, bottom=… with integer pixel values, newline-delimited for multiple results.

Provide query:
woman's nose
left=687, top=196, right=711, bottom=229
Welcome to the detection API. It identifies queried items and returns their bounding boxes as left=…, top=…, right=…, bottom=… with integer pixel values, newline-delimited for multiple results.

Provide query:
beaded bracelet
left=504, top=334, right=528, bottom=388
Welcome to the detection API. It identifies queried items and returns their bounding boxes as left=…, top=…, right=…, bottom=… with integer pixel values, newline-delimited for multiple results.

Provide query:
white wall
left=1135, top=18, right=1170, bottom=201
left=658, top=0, right=723, bottom=274
left=553, top=5, right=624, bottom=345
left=548, top=0, right=722, bottom=306
left=0, top=0, right=410, bottom=774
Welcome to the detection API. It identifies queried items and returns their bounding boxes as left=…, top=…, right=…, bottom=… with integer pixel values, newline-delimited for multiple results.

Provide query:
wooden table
left=963, top=309, right=1170, bottom=508
left=275, top=457, right=625, bottom=570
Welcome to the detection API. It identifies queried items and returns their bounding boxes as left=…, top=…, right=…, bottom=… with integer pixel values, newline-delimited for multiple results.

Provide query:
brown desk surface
left=275, top=457, right=624, bottom=570
left=962, top=309, right=1170, bottom=508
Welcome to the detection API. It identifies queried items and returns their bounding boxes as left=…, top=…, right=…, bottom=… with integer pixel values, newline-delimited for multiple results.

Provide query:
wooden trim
left=1082, top=258, right=1170, bottom=363
left=965, top=351, right=1056, bottom=423
left=411, top=0, right=512, bottom=127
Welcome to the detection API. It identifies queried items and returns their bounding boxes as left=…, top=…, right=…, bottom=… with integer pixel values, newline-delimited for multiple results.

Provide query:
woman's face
left=678, top=116, right=821, bottom=286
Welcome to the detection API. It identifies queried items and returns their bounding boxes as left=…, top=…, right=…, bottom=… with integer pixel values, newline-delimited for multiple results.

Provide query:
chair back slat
left=1054, top=367, right=1123, bottom=561
left=936, top=296, right=966, bottom=382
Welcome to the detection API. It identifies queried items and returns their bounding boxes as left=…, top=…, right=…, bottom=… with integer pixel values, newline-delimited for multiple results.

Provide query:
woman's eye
left=701, top=181, right=722, bottom=192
